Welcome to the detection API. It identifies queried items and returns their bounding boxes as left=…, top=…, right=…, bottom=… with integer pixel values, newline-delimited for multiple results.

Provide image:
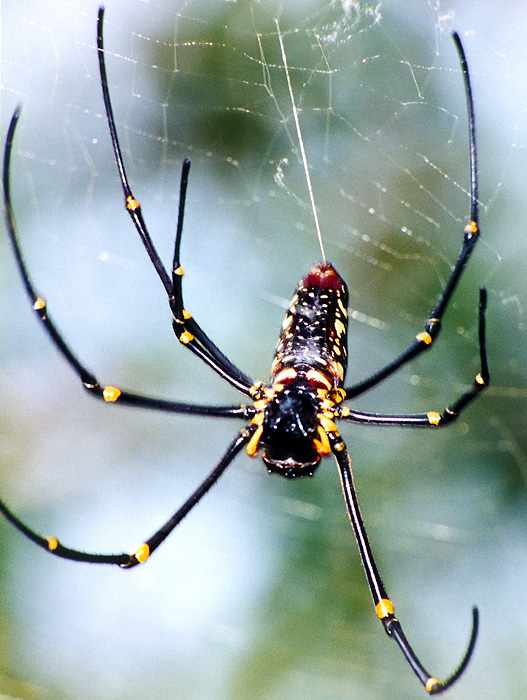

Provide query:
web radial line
left=275, top=18, right=326, bottom=263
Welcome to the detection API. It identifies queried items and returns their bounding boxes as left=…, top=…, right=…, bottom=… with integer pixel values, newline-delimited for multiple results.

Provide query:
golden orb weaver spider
left=1, top=7, right=489, bottom=695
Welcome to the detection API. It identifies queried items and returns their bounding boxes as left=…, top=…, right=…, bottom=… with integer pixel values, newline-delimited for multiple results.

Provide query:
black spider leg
left=96, top=6, right=253, bottom=396
left=329, top=434, right=479, bottom=694
left=0, top=430, right=250, bottom=566
left=344, top=32, right=479, bottom=400
left=2, top=107, right=249, bottom=420
left=169, top=158, right=254, bottom=392
left=340, top=287, right=489, bottom=427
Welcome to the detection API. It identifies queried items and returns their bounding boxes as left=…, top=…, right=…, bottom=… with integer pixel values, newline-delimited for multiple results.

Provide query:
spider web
left=1, top=1, right=526, bottom=699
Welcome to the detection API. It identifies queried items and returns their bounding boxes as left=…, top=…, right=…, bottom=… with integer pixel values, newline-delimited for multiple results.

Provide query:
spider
left=1, top=7, right=488, bottom=695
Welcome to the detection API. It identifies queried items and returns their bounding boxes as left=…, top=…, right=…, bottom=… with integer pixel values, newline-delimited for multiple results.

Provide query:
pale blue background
left=1, top=1, right=526, bottom=699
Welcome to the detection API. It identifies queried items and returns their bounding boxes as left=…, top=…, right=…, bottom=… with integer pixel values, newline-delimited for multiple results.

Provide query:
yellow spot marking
left=174, top=265, right=185, bottom=276
left=274, top=367, right=297, bottom=384
left=333, top=345, right=341, bottom=356
left=335, top=319, right=346, bottom=337
left=246, top=425, right=263, bottom=457
left=252, top=399, right=268, bottom=410
left=375, top=598, right=395, bottom=619
left=306, top=369, right=332, bottom=390
left=334, top=441, right=345, bottom=452
left=313, top=426, right=331, bottom=456
left=281, top=314, right=294, bottom=332
left=427, top=411, right=441, bottom=425
left=425, top=678, right=442, bottom=694
left=103, top=385, right=122, bottom=403
left=134, top=543, right=150, bottom=563
left=416, top=331, right=432, bottom=345
left=33, top=296, right=46, bottom=310
left=271, top=356, right=281, bottom=374
left=334, top=362, right=344, bottom=381
left=464, top=220, right=479, bottom=235
left=319, top=415, right=337, bottom=433
left=337, top=297, right=348, bottom=317
left=179, top=330, right=194, bottom=345
left=47, top=536, right=59, bottom=551
left=182, top=309, right=192, bottom=320
left=316, top=388, right=328, bottom=399
left=126, top=195, right=140, bottom=211
left=475, top=372, right=485, bottom=385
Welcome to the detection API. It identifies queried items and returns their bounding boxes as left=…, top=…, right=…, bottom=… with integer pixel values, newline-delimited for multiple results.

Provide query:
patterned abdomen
left=271, top=263, right=349, bottom=387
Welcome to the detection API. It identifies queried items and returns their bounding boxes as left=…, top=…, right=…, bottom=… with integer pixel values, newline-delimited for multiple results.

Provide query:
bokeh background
left=1, top=1, right=526, bottom=699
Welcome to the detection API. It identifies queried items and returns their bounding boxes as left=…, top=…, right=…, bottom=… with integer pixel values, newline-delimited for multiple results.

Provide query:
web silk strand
left=275, top=18, right=327, bottom=263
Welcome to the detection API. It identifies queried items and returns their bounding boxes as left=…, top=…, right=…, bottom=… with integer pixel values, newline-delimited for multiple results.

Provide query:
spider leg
left=0, top=429, right=250, bottom=566
left=97, top=7, right=253, bottom=396
left=340, top=288, right=489, bottom=427
left=345, top=32, right=480, bottom=400
left=329, top=434, right=479, bottom=694
left=2, top=108, right=249, bottom=419
left=169, top=158, right=254, bottom=392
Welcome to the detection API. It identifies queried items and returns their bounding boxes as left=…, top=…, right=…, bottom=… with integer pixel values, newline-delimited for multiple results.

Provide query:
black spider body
left=0, top=8, right=489, bottom=695
left=255, top=262, right=349, bottom=478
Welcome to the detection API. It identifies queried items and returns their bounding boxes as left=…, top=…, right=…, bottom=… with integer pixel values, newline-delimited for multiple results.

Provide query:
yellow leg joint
left=182, top=309, right=192, bottom=320
left=464, top=220, right=479, bottom=235
left=375, top=598, right=395, bottom=619
left=126, top=195, right=140, bottom=211
left=134, top=543, right=150, bottom=563
left=425, top=677, right=442, bottom=694
left=246, top=426, right=263, bottom=457
left=174, top=265, right=185, bottom=276
left=250, top=412, right=265, bottom=427
left=318, top=415, right=338, bottom=434
left=313, top=426, right=331, bottom=456
left=33, top=296, right=47, bottom=311
left=475, top=372, right=485, bottom=385
left=103, top=385, right=122, bottom=403
left=179, top=330, right=194, bottom=345
left=427, top=411, right=441, bottom=426
left=47, top=536, right=59, bottom=551
left=416, top=331, right=433, bottom=345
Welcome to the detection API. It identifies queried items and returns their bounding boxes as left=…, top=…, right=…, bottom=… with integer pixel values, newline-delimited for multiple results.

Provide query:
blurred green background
left=1, top=1, right=526, bottom=699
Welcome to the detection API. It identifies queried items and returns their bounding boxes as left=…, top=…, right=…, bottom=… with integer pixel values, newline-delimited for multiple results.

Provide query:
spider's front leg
left=345, top=32, right=481, bottom=401
left=97, top=6, right=253, bottom=396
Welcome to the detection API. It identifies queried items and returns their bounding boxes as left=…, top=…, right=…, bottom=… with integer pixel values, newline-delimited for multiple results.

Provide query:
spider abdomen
left=271, top=262, right=349, bottom=388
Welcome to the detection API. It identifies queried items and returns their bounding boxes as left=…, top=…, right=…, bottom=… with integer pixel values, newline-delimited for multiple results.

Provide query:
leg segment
left=169, top=159, right=254, bottom=393
left=330, top=434, right=478, bottom=694
left=97, top=8, right=253, bottom=396
left=340, top=288, right=489, bottom=427
left=345, top=32, right=480, bottom=400
left=2, top=108, right=247, bottom=419
left=0, top=429, right=250, bottom=567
